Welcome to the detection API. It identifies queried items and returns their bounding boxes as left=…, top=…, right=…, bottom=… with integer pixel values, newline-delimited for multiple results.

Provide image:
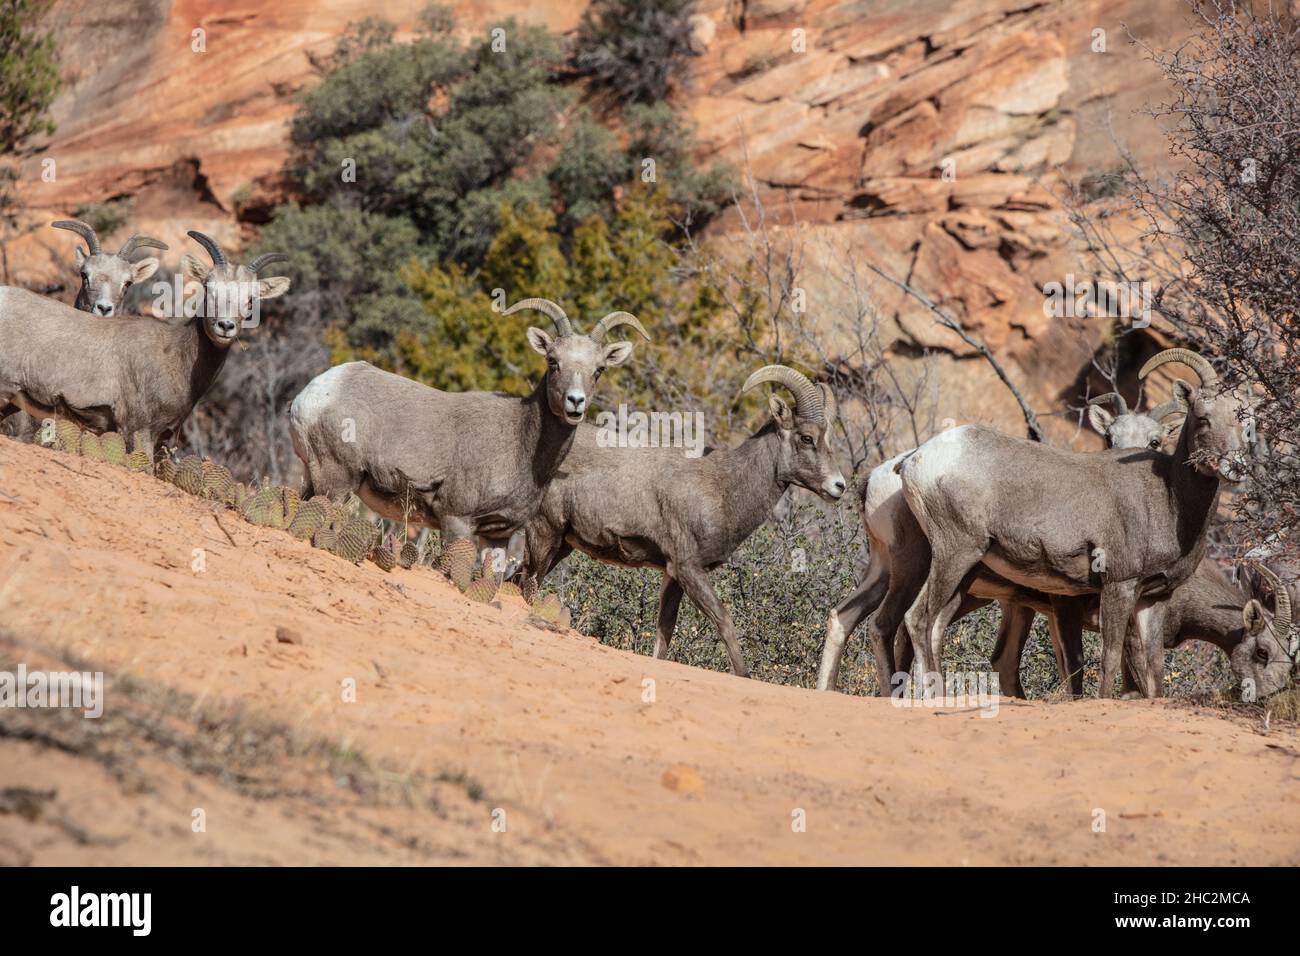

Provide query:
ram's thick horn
left=1147, top=398, right=1188, bottom=421
left=502, top=298, right=573, bottom=336
left=741, top=365, right=825, bottom=423
left=1252, top=561, right=1292, bottom=650
left=1139, top=348, right=1218, bottom=387
left=187, top=230, right=228, bottom=267
left=117, top=234, right=168, bottom=258
left=591, top=311, right=650, bottom=343
left=1088, top=392, right=1128, bottom=416
left=248, top=252, right=289, bottom=274
left=51, top=220, right=101, bottom=255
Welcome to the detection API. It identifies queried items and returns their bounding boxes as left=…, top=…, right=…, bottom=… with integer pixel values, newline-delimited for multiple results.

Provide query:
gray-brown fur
left=0, top=231, right=290, bottom=456
left=519, top=366, right=846, bottom=678
left=287, top=299, right=647, bottom=560
left=897, top=349, right=1257, bottom=698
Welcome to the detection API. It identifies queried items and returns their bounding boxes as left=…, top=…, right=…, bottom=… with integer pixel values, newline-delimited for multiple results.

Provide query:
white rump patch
left=291, top=362, right=359, bottom=428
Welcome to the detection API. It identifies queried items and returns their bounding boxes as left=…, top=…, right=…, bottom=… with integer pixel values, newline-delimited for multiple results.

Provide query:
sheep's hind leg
left=817, top=556, right=889, bottom=692
left=989, top=601, right=1035, bottom=699
left=902, top=541, right=985, bottom=697
left=674, top=562, right=748, bottom=678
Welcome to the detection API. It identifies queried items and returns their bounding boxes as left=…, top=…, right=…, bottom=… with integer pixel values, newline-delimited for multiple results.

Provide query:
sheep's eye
left=799, top=434, right=815, bottom=446
left=1255, top=646, right=1270, bottom=663
left=123, top=280, right=132, bottom=289
left=1149, top=438, right=1160, bottom=449
left=593, top=367, right=603, bottom=380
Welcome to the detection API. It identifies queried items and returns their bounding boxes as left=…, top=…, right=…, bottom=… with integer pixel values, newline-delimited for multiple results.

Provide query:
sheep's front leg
left=653, top=575, right=683, bottom=660
left=817, top=557, right=889, bottom=692
left=902, top=542, right=984, bottom=694
left=673, top=562, right=749, bottom=678
left=1099, top=581, right=1141, bottom=699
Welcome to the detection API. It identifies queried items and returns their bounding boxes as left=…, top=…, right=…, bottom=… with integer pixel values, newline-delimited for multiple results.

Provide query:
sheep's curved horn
left=1088, top=392, right=1128, bottom=416
left=741, top=365, right=825, bottom=423
left=1139, top=348, right=1218, bottom=388
left=1252, top=562, right=1293, bottom=653
left=1147, top=398, right=1188, bottom=421
left=591, top=311, right=651, bottom=344
left=187, top=230, right=228, bottom=267
left=117, top=234, right=168, bottom=258
left=248, top=252, right=289, bottom=274
left=503, top=298, right=573, bottom=336
left=51, top=220, right=101, bottom=255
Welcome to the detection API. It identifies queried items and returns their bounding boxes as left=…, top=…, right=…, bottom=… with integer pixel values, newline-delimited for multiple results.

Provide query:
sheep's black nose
left=94, top=302, right=113, bottom=316
left=215, top=318, right=237, bottom=337
left=565, top=390, right=586, bottom=414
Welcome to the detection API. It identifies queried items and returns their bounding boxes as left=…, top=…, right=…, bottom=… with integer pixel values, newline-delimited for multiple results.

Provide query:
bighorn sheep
left=288, top=298, right=648, bottom=561
left=987, top=560, right=1295, bottom=700
left=51, top=219, right=167, bottom=317
left=817, top=393, right=1185, bottom=695
left=898, top=348, right=1256, bottom=697
left=519, top=365, right=846, bottom=678
left=2, top=221, right=170, bottom=440
left=0, top=231, right=291, bottom=455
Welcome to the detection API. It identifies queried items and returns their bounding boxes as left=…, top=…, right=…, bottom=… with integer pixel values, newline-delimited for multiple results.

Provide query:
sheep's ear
left=526, top=326, right=552, bottom=356
left=74, top=247, right=87, bottom=270
left=257, top=276, right=291, bottom=300
left=1162, top=416, right=1185, bottom=447
left=1243, top=599, right=1267, bottom=635
left=602, top=340, right=634, bottom=367
left=1171, top=379, right=1197, bottom=407
left=768, top=393, right=794, bottom=430
left=182, top=253, right=210, bottom=284
left=1086, top=404, right=1113, bottom=437
left=131, top=257, right=160, bottom=283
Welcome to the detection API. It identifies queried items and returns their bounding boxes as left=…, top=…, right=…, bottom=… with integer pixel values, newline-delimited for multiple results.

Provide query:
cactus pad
left=372, top=545, right=396, bottom=572
left=497, top=581, right=524, bottom=601
left=173, top=457, right=204, bottom=495
left=464, top=574, right=499, bottom=603
left=100, top=432, right=127, bottom=467
left=156, top=457, right=177, bottom=484
left=201, top=460, right=236, bottom=502
left=333, top=517, right=376, bottom=564
left=440, top=537, right=476, bottom=590
left=399, top=540, right=421, bottom=569
left=533, top=592, right=563, bottom=623
left=53, top=420, right=82, bottom=455
left=126, top=449, right=152, bottom=473
left=312, top=527, right=337, bottom=552
left=79, top=431, right=105, bottom=461
left=287, top=498, right=330, bottom=540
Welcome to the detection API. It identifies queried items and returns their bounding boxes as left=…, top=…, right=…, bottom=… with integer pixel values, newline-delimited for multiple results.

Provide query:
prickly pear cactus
left=100, top=432, right=127, bottom=467
left=126, top=449, right=152, bottom=473
left=286, top=497, right=330, bottom=540
left=333, top=517, right=376, bottom=564
left=54, top=420, right=82, bottom=455
left=280, top=486, right=301, bottom=525
left=201, top=460, right=235, bottom=503
left=156, top=457, right=178, bottom=484
left=464, top=573, right=499, bottom=603
left=80, top=431, right=105, bottom=462
left=533, top=592, right=563, bottom=624
left=173, top=456, right=204, bottom=495
left=520, top=574, right=540, bottom=606
left=241, top=485, right=285, bottom=528
left=440, top=537, right=476, bottom=591
left=312, top=526, right=337, bottom=552
left=399, top=539, right=421, bottom=569
left=371, top=545, right=396, bottom=572
left=497, top=580, right=524, bottom=601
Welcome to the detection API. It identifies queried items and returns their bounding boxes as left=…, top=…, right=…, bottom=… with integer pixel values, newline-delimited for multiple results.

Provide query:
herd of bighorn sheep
left=2, top=218, right=1296, bottom=702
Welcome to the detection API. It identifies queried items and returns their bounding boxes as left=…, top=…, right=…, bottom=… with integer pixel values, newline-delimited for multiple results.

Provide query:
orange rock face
left=8, top=0, right=1186, bottom=441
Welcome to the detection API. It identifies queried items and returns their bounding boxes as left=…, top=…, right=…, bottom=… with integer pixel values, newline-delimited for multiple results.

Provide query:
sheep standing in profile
left=287, top=298, right=648, bottom=566
left=519, top=365, right=846, bottom=678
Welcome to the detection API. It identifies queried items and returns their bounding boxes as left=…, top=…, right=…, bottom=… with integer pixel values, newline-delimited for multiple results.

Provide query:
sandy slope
left=0, top=437, right=1297, bottom=866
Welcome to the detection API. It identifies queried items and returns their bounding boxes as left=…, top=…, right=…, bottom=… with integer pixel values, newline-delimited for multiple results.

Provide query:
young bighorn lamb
left=51, top=219, right=168, bottom=317
left=288, top=298, right=648, bottom=559
left=817, top=395, right=1184, bottom=695
left=519, top=365, right=846, bottom=678
left=0, top=231, right=291, bottom=455
left=898, top=348, right=1256, bottom=697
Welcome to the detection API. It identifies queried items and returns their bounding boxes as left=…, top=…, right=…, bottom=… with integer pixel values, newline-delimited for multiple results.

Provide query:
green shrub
left=574, top=0, right=698, bottom=104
